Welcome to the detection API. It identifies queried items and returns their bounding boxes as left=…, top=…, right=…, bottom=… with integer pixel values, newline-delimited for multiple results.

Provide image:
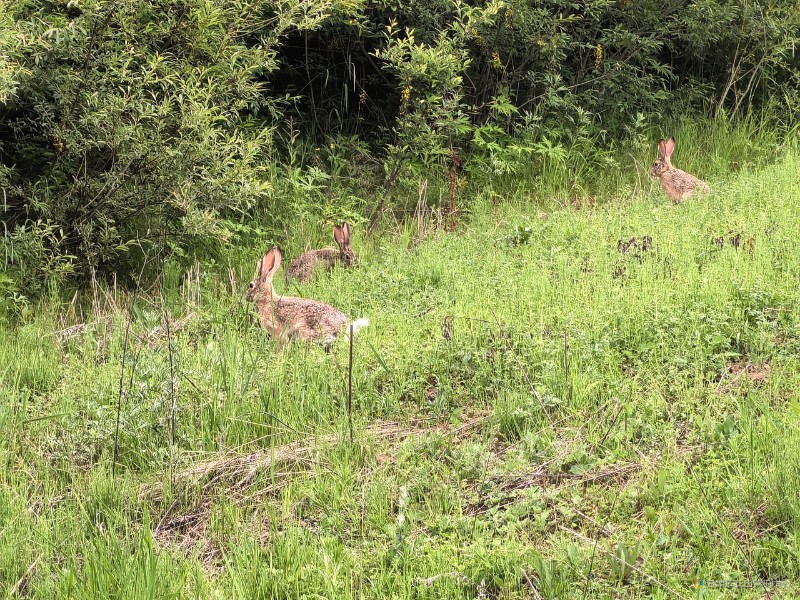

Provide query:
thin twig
left=485, top=307, right=554, bottom=428
left=113, top=307, right=132, bottom=479
left=688, top=460, right=768, bottom=595
left=581, top=490, right=622, bottom=600
left=521, top=568, right=544, bottom=600
left=348, top=323, right=354, bottom=446
left=162, top=300, right=177, bottom=447
left=591, top=398, right=624, bottom=451
left=563, top=330, right=571, bottom=405
left=113, top=242, right=152, bottom=478
left=10, top=554, right=42, bottom=597
left=560, top=526, right=689, bottom=599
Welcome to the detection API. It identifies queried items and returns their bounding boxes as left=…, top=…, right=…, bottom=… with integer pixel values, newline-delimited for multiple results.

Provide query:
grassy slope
left=1, top=151, right=800, bottom=598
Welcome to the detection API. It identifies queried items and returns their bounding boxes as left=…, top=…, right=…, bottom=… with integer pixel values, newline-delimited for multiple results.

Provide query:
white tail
left=347, top=318, right=369, bottom=338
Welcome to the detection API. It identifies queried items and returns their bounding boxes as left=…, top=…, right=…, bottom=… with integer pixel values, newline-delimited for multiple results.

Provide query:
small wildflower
left=359, top=88, right=367, bottom=106
left=401, top=86, right=412, bottom=103
left=329, top=143, right=335, bottom=151
left=595, top=44, right=603, bottom=68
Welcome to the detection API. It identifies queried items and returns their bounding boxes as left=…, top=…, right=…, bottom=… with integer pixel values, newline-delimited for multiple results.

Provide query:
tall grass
left=0, top=138, right=799, bottom=597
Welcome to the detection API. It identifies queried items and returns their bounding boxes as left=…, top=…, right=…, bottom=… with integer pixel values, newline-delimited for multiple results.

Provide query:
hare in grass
left=246, top=247, right=368, bottom=346
left=650, top=137, right=710, bottom=203
left=285, top=222, right=359, bottom=283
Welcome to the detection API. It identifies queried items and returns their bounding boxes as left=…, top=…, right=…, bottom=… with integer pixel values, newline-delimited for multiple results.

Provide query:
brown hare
left=650, top=137, right=710, bottom=203
left=285, top=222, right=359, bottom=283
left=246, top=247, right=368, bottom=346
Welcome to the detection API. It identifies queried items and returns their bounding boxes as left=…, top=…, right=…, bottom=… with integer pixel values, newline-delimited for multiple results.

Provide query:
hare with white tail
left=650, top=137, right=710, bottom=203
left=285, top=222, right=359, bottom=283
left=246, top=247, right=368, bottom=346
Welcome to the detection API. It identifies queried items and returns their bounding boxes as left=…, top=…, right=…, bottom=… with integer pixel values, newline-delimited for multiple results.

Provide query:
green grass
left=2, top=149, right=800, bottom=599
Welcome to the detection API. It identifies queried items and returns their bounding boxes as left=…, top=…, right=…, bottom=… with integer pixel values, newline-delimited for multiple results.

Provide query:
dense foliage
left=1, top=0, right=798, bottom=296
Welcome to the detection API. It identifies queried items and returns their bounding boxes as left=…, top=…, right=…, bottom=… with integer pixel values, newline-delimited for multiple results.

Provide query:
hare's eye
left=248, top=282, right=255, bottom=289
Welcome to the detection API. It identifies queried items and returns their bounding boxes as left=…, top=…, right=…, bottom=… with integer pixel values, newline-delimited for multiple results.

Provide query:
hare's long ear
left=270, top=247, right=282, bottom=273
left=658, top=139, right=667, bottom=158
left=665, top=137, right=675, bottom=159
left=333, top=224, right=346, bottom=248
left=259, top=247, right=280, bottom=281
left=342, top=222, right=351, bottom=245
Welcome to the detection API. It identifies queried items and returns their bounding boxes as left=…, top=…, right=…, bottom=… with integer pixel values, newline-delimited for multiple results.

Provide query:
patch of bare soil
left=717, top=361, right=771, bottom=395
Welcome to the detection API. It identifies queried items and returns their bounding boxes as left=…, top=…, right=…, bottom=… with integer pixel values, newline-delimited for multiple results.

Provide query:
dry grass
left=143, top=413, right=491, bottom=564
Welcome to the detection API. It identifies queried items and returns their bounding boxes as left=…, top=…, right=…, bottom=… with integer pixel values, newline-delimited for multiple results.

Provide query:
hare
left=285, top=222, right=359, bottom=283
left=246, top=246, right=368, bottom=345
left=650, top=137, right=710, bottom=203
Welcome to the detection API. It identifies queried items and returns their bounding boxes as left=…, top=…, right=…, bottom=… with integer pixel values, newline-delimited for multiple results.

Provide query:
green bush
left=1, top=0, right=798, bottom=291
left=1, top=0, right=330, bottom=285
